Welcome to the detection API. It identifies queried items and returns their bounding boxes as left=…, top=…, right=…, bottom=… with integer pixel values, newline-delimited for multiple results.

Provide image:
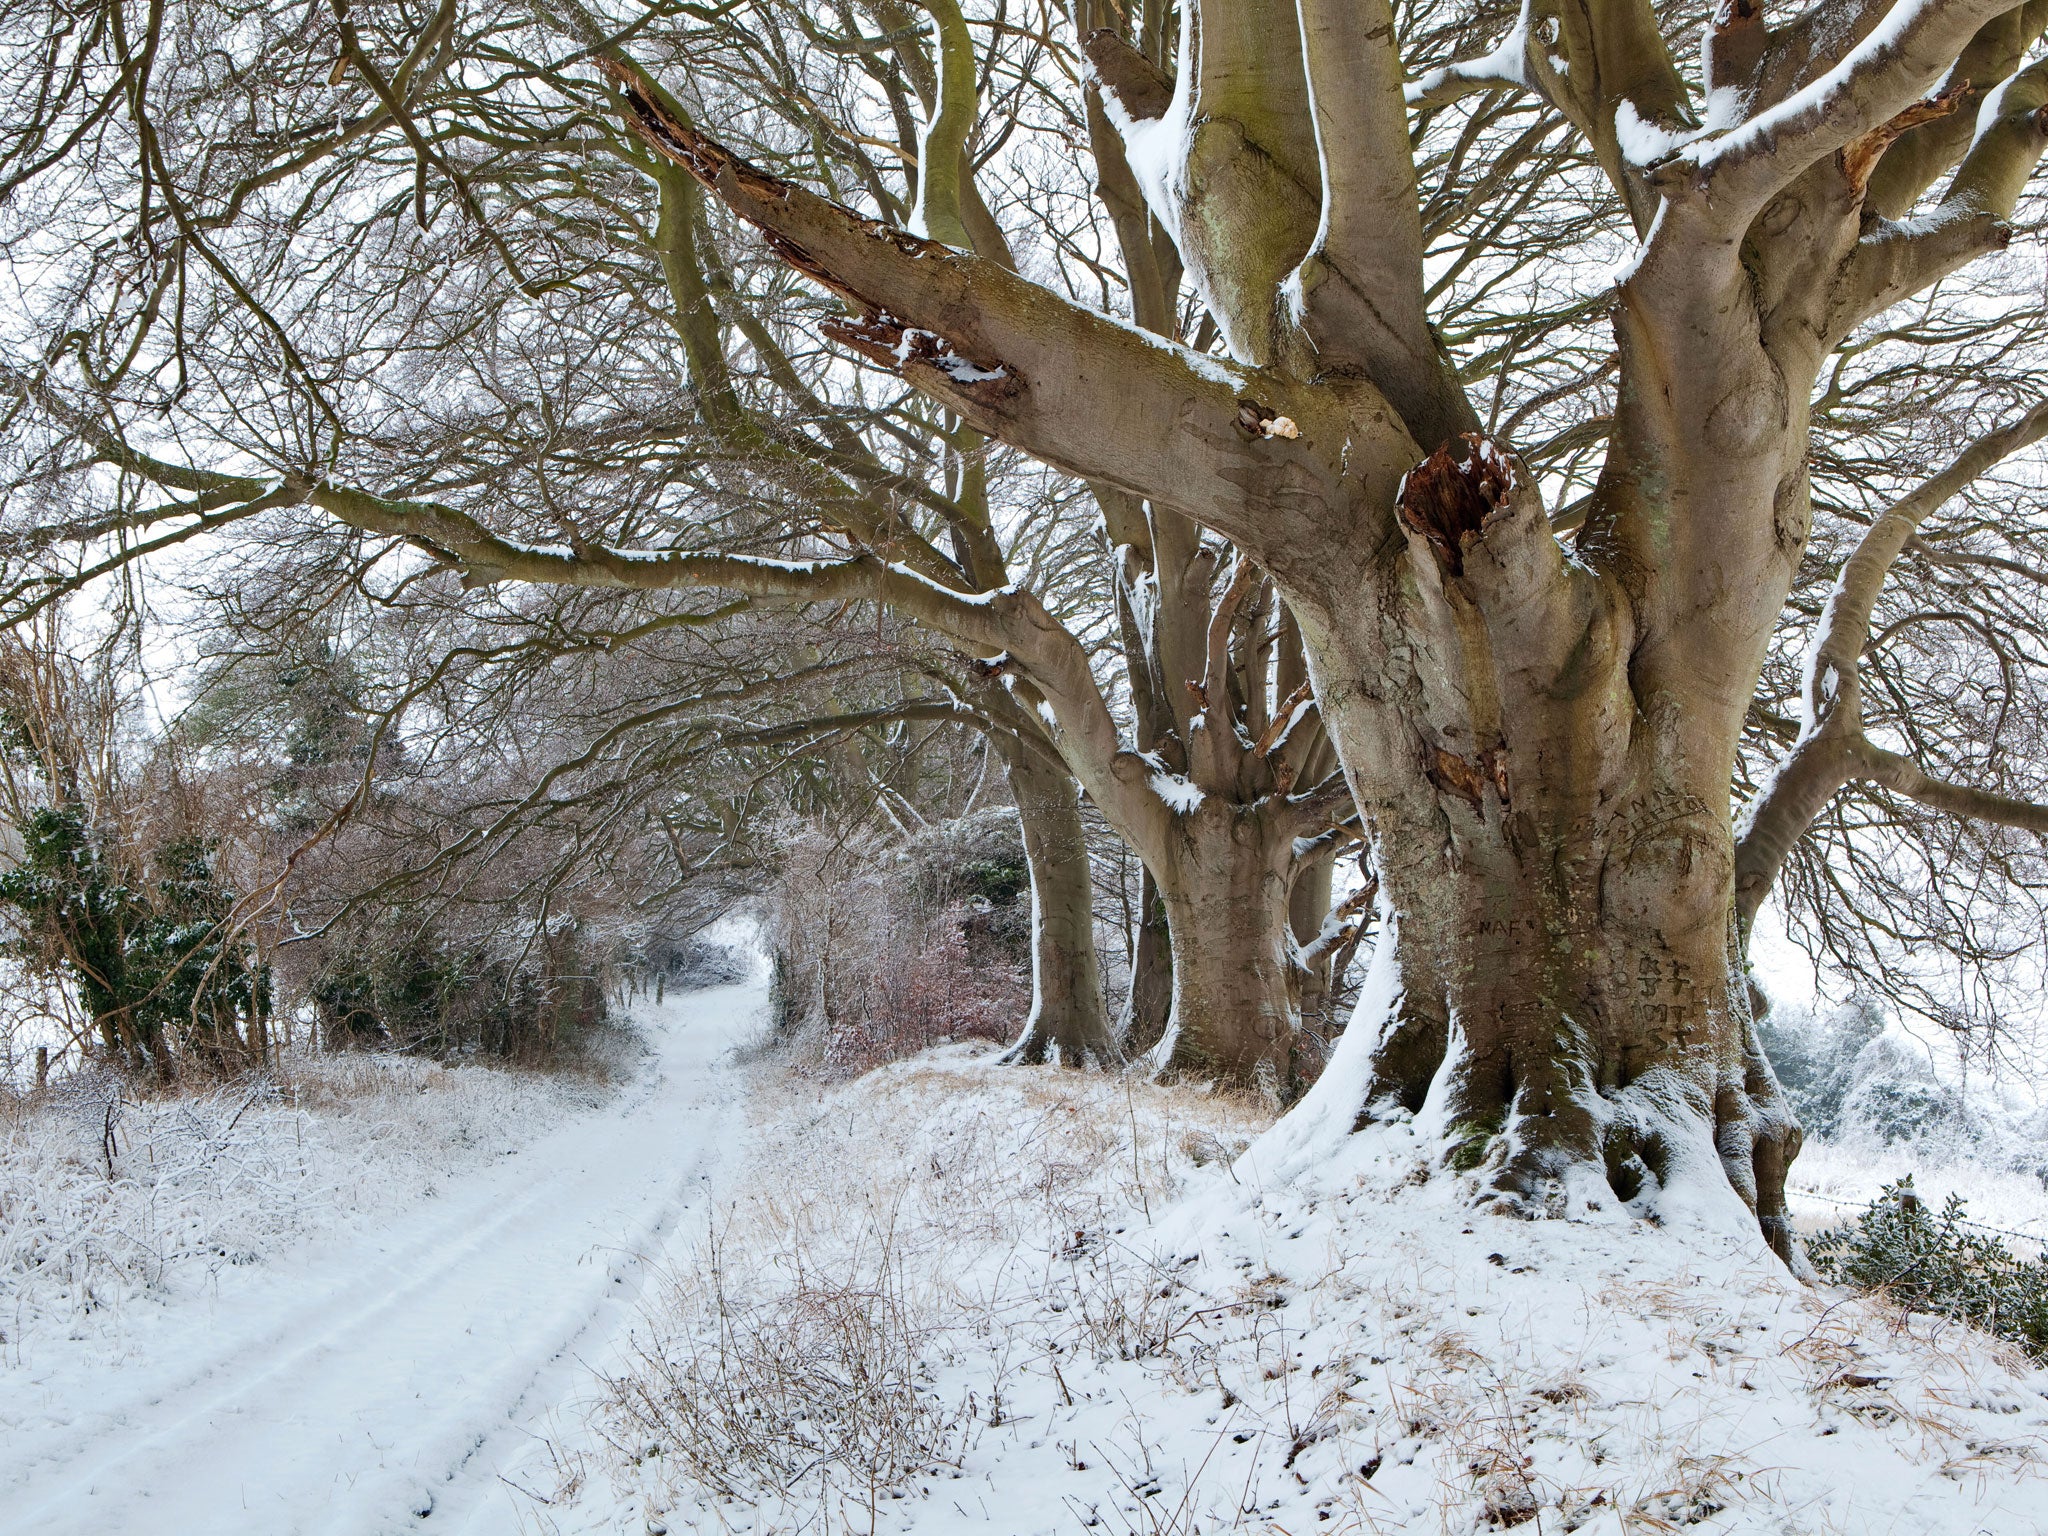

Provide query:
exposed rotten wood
left=1252, top=681, right=1315, bottom=758
left=1427, top=745, right=1489, bottom=807
left=820, top=315, right=1021, bottom=406
left=1397, top=433, right=1512, bottom=578
left=1839, top=85, right=1969, bottom=197
left=602, top=58, right=1022, bottom=407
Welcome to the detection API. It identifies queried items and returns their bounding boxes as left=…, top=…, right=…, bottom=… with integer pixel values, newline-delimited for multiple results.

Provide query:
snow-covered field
left=1790, top=1139, right=2048, bottom=1257
left=7, top=974, right=2048, bottom=1536
left=1, top=980, right=755, bottom=1534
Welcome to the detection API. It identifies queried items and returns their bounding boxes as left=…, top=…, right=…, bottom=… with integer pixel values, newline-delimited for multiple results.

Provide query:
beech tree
left=563, top=0, right=2048, bottom=1253
left=8, top=0, right=2048, bottom=1257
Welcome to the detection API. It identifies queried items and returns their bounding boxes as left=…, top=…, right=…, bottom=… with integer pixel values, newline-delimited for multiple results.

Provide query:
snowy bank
left=568, top=1046, right=2048, bottom=1536
left=1, top=1046, right=625, bottom=1369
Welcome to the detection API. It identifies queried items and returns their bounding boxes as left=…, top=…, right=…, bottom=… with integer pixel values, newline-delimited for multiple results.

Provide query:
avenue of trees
left=5, top=0, right=2048, bottom=1261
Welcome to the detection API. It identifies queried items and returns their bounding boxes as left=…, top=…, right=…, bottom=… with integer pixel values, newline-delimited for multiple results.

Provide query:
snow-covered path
left=2, top=979, right=759, bottom=1536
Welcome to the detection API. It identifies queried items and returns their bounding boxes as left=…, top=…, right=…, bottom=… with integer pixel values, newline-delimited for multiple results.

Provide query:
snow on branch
left=1664, top=0, right=2019, bottom=221
left=1405, top=0, right=1534, bottom=107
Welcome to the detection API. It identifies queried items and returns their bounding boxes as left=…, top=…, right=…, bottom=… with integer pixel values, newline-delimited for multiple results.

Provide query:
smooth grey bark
left=997, top=736, right=1118, bottom=1066
left=1116, top=865, right=1173, bottom=1054
left=1079, top=72, right=1337, bottom=1090
left=1076, top=57, right=1358, bottom=1087
left=1093, top=486, right=1337, bottom=1087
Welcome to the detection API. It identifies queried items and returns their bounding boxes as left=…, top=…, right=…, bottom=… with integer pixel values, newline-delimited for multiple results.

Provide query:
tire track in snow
left=1, top=980, right=757, bottom=1536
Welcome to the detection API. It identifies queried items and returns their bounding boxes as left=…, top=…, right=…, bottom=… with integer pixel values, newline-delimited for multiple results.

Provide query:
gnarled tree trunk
left=1267, top=395, right=1808, bottom=1258
left=1322, top=709, right=1803, bottom=1254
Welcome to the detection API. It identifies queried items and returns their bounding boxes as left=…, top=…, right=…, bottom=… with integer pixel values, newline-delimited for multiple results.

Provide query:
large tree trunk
left=1332, top=789, right=1802, bottom=1260
left=1288, top=845, right=1336, bottom=1036
left=457, top=79, right=1810, bottom=1231
left=1117, top=866, right=1173, bottom=1054
left=1270, top=429, right=1808, bottom=1261
left=1147, top=799, right=1301, bottom=1095
left=997, top=741, right=1118, bottom=1066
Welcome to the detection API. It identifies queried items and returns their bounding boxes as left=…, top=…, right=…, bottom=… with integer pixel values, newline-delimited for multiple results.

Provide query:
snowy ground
left=8, top=980, right=2048, bottom=1536
left=532, top=1048, right=2048, bottom=1536
left=1, top=979, right=757, bottom=1535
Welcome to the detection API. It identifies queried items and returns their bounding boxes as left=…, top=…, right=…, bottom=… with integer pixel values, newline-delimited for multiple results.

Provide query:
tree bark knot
left=1398, top=433, right=1513, bottom=577
left=1234, top=400, right=1301, bottom=440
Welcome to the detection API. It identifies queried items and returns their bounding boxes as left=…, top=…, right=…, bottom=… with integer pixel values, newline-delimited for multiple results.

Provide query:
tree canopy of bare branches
left=6, top=0, right=2048, bottom=1260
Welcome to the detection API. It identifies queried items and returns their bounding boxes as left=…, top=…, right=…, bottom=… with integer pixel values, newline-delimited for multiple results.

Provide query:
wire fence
left=1787, top=1184, right=2048, bottom=1254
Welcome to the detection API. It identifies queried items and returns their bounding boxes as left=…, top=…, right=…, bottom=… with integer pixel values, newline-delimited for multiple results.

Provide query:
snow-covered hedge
left=1812, top=1180, right=2048, bottom=1359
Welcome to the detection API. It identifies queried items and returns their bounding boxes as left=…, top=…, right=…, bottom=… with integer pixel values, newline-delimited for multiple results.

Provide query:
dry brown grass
left=598, top=1216, right=971, bottom=1512
left=589, top=1050, right=1273, bottom=1532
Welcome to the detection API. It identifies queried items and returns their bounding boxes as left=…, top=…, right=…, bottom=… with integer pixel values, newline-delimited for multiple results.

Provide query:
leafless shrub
left=598, top=1219, right=971, bottom=1518
left=1057, top=1240, right=1185, bottom=1365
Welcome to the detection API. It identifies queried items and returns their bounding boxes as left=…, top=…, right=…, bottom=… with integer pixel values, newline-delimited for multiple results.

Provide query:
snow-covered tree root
left=1259, top=891, right=1807, bottom=1268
